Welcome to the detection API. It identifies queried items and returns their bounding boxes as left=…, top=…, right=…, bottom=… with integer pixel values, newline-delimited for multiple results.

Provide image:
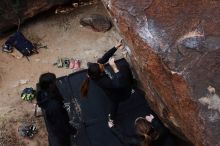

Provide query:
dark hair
left=135, top=117, right=160, bottom=146
left=80, top=63, right=102, bottom=97
left=38, top=72, right=62, bottom=100
left=87, top=63, right=102, bottom=79
left=39, top=72, right=56, bottom=90
left=80, top=76, right=90, bottom=97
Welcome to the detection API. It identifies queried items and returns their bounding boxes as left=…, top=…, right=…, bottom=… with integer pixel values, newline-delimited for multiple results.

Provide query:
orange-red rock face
left=101, top=0, right=220, bottom=145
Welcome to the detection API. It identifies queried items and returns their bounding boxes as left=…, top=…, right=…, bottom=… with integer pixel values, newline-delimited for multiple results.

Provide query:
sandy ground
left=0, top=2, right=124, bottom=146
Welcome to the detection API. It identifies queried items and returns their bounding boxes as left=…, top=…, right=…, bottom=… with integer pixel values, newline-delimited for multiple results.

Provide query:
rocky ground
left=0, top=2, right=124, bottom=146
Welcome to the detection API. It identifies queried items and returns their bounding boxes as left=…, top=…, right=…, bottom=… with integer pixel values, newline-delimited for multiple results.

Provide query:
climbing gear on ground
left=69, top=58, right=75, bottom=69
left=63, top=58, right=70, bottom=68
left=53, top=58, right=63, bottom=68
left=54, top=57, right=80, bottom=69
left=4, top=32, right=38, bottom=56
left=21, top=87, right=35, bottom=101
left=18, top=123, right=37, bottom=138
left=73, top=59, right=80, bottom=70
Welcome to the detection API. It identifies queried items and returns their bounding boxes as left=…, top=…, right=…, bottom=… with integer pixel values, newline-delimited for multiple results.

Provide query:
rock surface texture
left=101, top=0, right=220, bottom=146
left=0, top=0, right=73, bottom=34
left=80, top=14, right=112, bottom=32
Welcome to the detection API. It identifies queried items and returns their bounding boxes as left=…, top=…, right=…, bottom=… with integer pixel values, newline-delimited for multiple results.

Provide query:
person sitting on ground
left=80, top=40, right=133, bottom=118
left=36, top=73, right=77, bottom=146
left=135, top=114, right=176, bottom=146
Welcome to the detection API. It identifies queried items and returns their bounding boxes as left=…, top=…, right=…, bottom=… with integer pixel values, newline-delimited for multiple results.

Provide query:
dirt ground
left=0, top=2, right=124, bottom=146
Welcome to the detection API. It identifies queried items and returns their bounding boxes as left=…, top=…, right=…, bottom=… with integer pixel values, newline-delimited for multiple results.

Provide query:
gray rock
left=80, top=14, right=112, bottom=32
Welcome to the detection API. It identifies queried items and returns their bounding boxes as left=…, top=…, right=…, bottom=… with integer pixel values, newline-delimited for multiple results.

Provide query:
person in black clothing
left=80, top=40, right=133, bottom=101
left=80, top=40, right=133, bottom=118
left=135, top=114, right=176, bottom=146
left=36, top=73, right=77, bottom=146
left=110, top=124, right=141, bottom=146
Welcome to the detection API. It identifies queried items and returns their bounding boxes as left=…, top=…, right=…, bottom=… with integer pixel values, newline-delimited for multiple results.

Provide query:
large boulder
left=101, top=0, right=220, bottom=146
left=80, top=14, right=112, bottom=32
left=0, top=0, right=74, bottom=35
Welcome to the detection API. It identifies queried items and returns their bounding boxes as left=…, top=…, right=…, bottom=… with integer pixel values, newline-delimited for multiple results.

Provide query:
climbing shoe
left=63, top=58, right=70, bottom=68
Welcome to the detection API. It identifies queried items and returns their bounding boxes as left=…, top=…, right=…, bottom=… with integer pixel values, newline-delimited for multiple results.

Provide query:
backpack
left=5, top=32, right=38, bottom=56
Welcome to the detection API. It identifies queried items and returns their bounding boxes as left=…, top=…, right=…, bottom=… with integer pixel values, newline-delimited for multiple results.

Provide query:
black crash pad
left=56, top=58, right=153, bottom=146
